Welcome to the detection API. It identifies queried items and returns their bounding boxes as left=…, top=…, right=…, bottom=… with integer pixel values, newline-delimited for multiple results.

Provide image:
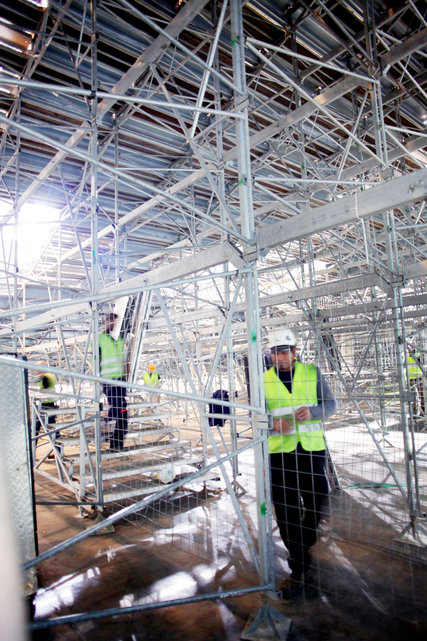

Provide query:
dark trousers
left=103, top=382, right=128, bottom=450
left=270, top=443, right=329, bottom=577
left=35, top=404, right=58, bottom=438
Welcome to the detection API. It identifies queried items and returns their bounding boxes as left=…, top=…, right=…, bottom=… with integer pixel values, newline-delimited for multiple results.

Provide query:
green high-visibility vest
left=264, top=362, right=325, bottom=453
left=39, top=373, right=57, bottom=406
left=99, top=332, right=125, bottom=380
left=408, top=354, right=422, bottom=380
left=39, top=373, right=56, bottom=391
left=143, top=371, right=159, bottom=387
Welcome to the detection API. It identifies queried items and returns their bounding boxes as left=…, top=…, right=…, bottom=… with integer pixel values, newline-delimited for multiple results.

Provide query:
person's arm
left=310, top=367, right=336, bottom=420
left=273, top=367, right=336, bottom=430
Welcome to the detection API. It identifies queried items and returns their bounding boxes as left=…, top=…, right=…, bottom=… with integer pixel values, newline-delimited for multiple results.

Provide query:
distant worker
left=99, top=313, right=128, bottom=451
left=144, top=363, right=160, bottom=404
left=144, top=363, right=159, bottom=387
left=35, top=365, right=58, bottom=439
left=208, top=389, right=230, bottom=427
left=263, top=327, right=336, bottom=599
left=408, top=347, right=425, bottom=417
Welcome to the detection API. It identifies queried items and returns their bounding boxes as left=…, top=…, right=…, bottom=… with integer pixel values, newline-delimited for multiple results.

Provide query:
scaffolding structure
left=0, top=0, right=426, bottom=636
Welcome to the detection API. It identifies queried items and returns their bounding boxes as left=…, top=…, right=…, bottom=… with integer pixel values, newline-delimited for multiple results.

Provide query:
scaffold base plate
left=241, top=603, right=291, bottom=641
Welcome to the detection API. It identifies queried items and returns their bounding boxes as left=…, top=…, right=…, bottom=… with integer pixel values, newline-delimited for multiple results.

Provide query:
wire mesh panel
left=0, top=357, right=38, bottom=597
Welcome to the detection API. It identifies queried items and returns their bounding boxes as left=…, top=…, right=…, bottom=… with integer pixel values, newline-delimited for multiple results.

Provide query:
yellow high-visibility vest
left=143, top=371, right=159, bottom=387
left=39, top=372, right=56, bottom=391
left=408, top=353, right=422, bottom=380
left=99, top=332, right=125, bottom=380
left=39, top=373, right=57, bottom=407
left=264, top=362, right=325, bottom=453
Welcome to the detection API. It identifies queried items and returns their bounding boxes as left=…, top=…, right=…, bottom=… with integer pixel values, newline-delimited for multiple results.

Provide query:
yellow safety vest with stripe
left=143, top=371, right=159, bottom=387
left=264, top=362, right=325, bottom=453
left=99, top=332, right=125, bottom=380
left=408, top=354, right=422, bottom=380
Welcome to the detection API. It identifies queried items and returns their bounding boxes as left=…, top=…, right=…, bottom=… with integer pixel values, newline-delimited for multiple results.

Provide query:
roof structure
left=0, top=0, right=425, bottom=360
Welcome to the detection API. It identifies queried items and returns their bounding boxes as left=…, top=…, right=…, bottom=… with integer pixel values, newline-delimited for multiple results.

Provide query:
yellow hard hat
left=148, top=363, right=156, bottom=371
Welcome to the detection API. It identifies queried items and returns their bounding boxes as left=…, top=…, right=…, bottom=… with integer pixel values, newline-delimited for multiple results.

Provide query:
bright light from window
left=0, top=201, right=59, bottom=272
left=27, top=0, right=49, bottom=8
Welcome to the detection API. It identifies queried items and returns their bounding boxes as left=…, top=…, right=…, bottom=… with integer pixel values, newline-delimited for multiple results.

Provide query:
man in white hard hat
left=263, top=326, right=336, bottom=598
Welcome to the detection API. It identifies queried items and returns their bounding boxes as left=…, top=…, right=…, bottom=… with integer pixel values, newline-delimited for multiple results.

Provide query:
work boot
left=277, top=574, right=304, bottom=600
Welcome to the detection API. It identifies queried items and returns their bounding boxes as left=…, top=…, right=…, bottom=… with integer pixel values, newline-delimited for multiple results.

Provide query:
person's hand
left=272, top=417, right=293, bottom=434
left=294, top=406, right=312, bottom=422
left=272, top=407, right=312, bottom=434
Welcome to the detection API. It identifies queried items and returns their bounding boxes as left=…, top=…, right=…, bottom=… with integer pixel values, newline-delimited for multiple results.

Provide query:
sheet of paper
left=269, top=405, right=305, bottom=417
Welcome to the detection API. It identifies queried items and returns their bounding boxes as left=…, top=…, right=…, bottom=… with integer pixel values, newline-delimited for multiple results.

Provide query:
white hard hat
left=267, top=327, right=296, bottom=349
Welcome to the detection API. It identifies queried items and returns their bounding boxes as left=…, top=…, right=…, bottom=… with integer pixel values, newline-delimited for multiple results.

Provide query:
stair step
left=90, top=459, right=177, bottom=482
left=85, top=452, right=203, bottom=484
left=127, top=426, right=175, bottom=437
left=126, top=402, right=161, bottom=409
left=102, top=482, right=170, bottom=502
left=55, top=424, right=177, bottom=446
left=101, top=440, right=191, bottom=460
left=128, top=413, right=171, bottom=422
left=99, top=463, right=215, bottom=504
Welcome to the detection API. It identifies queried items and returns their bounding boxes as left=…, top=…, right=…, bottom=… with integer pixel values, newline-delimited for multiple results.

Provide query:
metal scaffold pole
left=230, top=0, right=290, bottom=637
left=385, top=208, right=425, bottom=542
left=89, top=0, right=103, bottom=508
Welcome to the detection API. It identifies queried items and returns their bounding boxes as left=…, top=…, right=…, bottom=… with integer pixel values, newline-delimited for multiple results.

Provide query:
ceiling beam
left=225, top=76, right=366, bottom=162
left=341, top=135, right=427, bottom=181
left=0, top=241, right=244, bottom=333
left=253, top=168, right=427, bottom=256
left=381, top=27, right=427, bottom=72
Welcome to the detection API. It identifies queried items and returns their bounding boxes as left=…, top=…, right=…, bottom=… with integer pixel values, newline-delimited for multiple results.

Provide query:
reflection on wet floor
left=31, top=449, right=427, bottom=641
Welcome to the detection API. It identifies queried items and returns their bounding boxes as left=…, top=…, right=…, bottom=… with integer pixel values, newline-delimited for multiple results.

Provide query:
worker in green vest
left=35, top=366, right=58, bottom=439
left=99, top=313, right=128, bottom=451
left=143, top=363, right=159, bottom=387
left=263, top=327, right=336, bottom=598
left=143, top=363, right=160, bottom=404
left=408, top=347, right=425, bottom=416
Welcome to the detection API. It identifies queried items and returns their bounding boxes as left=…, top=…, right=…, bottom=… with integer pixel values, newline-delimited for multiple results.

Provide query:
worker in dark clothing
left=208, top=389, right=230, bottom=426
left=264, top=327, right=336, bottom=598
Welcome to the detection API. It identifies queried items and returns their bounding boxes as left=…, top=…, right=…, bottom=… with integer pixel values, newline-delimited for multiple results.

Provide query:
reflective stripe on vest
left=143, top=371, right=159, bottom=387
left=264, top=362, right=325, bottom=453
left=99, top=332, right=125, bottom=379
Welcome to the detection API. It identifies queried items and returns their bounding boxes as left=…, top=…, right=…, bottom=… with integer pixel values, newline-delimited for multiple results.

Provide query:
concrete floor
left=29, top=461, right=427, bottom=641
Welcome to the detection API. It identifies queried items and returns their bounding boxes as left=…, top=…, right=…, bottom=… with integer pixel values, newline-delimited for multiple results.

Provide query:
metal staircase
left=32, top=391, right=206, bottom=509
